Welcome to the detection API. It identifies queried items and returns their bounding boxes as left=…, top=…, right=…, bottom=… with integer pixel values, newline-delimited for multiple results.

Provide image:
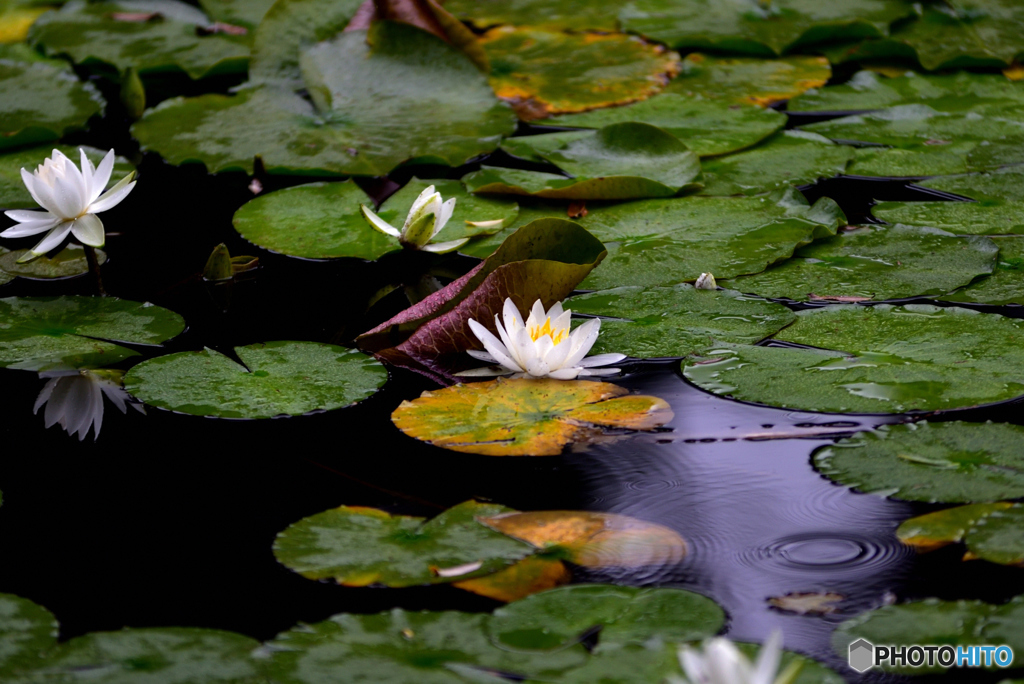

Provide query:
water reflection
left=562, top=368, right=916, bottom=677
left=34, top=368, right=143, bottom=441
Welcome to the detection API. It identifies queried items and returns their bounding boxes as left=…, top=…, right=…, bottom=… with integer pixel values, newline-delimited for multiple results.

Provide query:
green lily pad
left=0, top=594, right=57, bottom=677
left=833, top=597, right=1024, bottom=674
left=823, top=1, right=1024, bottom=72
left=35, top=627, right=267, bottom=683
left=488, top=584, right=724, bottom=651
left=801, top=103, right=1024, bottom=149
left=1, top=144, right=135, bottom=210
left=619, top=0, right=913, bottom=56
left=124, top=341, right=386, bottom=419
left=198, top=0, right=275, bottom=30
left=547, top=93, right=785, bottom=157
left=873, top=199, right=1024, bottom=235
left=262, top=609, right=587, bottom=684
left=232, top=181, right=389, bottom=260
left=391, top=378, right=673, bottom=456
left=567, top=284, right=796, bottom=358
left=575, top=188, right=844, bottom=291
left=380, top=178, right=519, bottom=245
left=943, top=237, right=1024, bottom=305
left=0, top=245, right=107, bottom=280
left=29, top=0, right=252, bottom=80
left=464, top=123, right=701, bottom=200
left=0, top=296, right=185, bottom=371
left=813, top=421, right=1024, bottom=503
left=552, top=640, right=843, bottom=684
left=898, top=502, right=1014, bottom=551
left=725, top=224, right=998, bottom=301
left=844, top=145, right=974, bottom=177
left=790, top=69, right=1024, bottom=113
left=963, top=504, right=1024, bottom=566
left=698, top=130, right=854, bottom=196
left=919, top=164, right=1024, bottom=200
left=0, top=59, right=104, bottom=151
left=273, top=500, right=534, bottom=587
left=132, top=22, right=516, bottom=176
left=684, top=304, right=1024, bottom=414
left=442, top=0, right=621, bottom=31
left=668, top=53, right=831, bottom=107
left=479, top=26, right=679, bottom=120
left=457, top=202, right=569, bottom=260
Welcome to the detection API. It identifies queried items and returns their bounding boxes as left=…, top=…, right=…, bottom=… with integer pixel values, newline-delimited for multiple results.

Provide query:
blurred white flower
left=675, top=631, right=802, bottom=684
left=360, top=185, right=468, bottom=253
left=2, top=148, right=136, bottom=262
left=460, top=298, right=626, bottom=380
left=34, top=368, right=144, bottom=441
left=695, top=272, right=717, bottom=290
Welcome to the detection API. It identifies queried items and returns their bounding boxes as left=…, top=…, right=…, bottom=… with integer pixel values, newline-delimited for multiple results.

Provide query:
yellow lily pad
left=0, top=5, right=47, bottom=44
left=479, top=26, right=679, bottom=120
left=897, top=502, right=1015, bottom=552
left=669, top=53, right=830, bottom=107
left=478, top=510, right=687, bottom=568
left=453, top=554, right=572, bottom=603
left=391, top=378, right=673, bottom=456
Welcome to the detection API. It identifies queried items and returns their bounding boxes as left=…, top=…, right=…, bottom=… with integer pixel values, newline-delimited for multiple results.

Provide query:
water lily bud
left=695, top=272, right=717, bottom=290
left=120, top=67, right=146, bottom=119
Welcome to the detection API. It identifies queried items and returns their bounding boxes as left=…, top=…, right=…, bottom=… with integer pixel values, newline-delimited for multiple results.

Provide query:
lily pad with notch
left=698, top=130, right=854, bottom=196
left=724, top=224, right=998, bottom=302
left=567, top=284, right=796, bottom=358
left=464, top=123, right=701, bottom=200
left=668, top=53, right=830, bottom=107
left=123, top=341, right=386, bottom=419
left=546, top=93, right=785, bottom=158
left=873, top=200, right=1024, bottom=236
left=684, top=304, right=1024, bottom=414
left=574, top=188, right=844, bottom=291
left=28, top=0, right=252, bottom=80
left=0, top=59, right=105, bottom=151
left=833, top=596, right=1024, bottom=674
left=0, top=296, right=184, bottom=371
left=488, top=584, right=723, bottom=652
left=131, top=22, right=517, bottom=176
left=813, top=421, right=1024, bottom=503
left=262, top=608, right=588, bottom=684
left=273, top=500, right=534, bottom=587
left=391, top=378, right=673, bottom=456
left=943, top=236, right=1024, bottom=305
left=479, top=26, right=678, bottom=120
left=619, top=0, right=914, bottom=56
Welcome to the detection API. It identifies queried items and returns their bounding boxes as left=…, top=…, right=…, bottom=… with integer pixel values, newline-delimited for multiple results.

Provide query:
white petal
left=359, top=204, right=401, bottom=237
left=79, top=149, right=94, bottom=202
left=578, top=367, right=619, bottom=376
left=1, top=218, right=62, bottom=238
left=578, top=352, right=627, bottom=368
left=407, top=185, right=436, bottom=220
left=420, top=237, right=468, bottom=253
left=90, top=150, right=116, bottom=203
left=26, top=223, right=73, bottom=258
left=752, top=631, right=783, bottom=684
left=533, top=335, right=554, bottom=364
left=22, top=168, right=59, bottom=214
left=679, top=648, right=708, bottom=683
left=454, top=366, right=512, bottom=377
left=468, top=318, right=522, bottom=372
left=50, top=170, right=86, bottom=219
left=526, top=299, right=547, bottom=329
left=524, top=355, right=550, bottom=377
left=466, top=349, right=497, bottom=363
left=502, top=298, right=523, bottom=335
left=100, top=381, right=130, bottom=414
left=34, top=378, right=59, bottom=414
left=562, top=318, right=600, bottom=368
left=543, top=336, right=572, bottom=370
left=433, top=197, right=456, bottom=236
left=550, top=309, right=572, bottom=336
left=87, top=178, right=136, bottom=214
left=511, top=325, right=538, bottom=370
left=493, top=313, right=523, bottom=369
left=70, top=213, right=105, bottom=247
left=547, top=301, right=565, bottom=320
left=5, top=209, right=54, bottom=223
left=547, top=367, right=580, bottom=380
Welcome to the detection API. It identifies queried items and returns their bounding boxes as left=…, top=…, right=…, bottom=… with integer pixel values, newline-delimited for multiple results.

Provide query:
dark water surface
left=2, top=78, right=1024, bottom=683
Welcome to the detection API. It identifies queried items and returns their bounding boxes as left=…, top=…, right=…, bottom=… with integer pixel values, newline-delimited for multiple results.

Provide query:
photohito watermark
left=847, top=638, right=1014, bottom=673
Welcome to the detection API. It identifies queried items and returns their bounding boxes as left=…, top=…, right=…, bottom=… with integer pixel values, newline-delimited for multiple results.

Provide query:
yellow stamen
left=528, top=317, right=568, bottom=345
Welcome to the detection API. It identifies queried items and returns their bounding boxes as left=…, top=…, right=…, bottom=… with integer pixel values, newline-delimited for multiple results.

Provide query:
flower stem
left=83, top=245, right=107, bottom=296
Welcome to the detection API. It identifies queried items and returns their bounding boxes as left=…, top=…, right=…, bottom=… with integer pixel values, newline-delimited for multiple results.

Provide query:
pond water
left=4, top=38, right=1024, bottom=684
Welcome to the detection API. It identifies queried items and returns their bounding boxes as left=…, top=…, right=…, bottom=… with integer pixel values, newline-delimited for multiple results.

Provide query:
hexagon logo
left=848, top=638, right=875, bottom=673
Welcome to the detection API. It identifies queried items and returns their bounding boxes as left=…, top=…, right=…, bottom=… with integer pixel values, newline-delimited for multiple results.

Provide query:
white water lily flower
left=2, top=148, right=137, bottom=262
left=360, top=185, right=468, bottom=253
left=675, top=631, right=802, bottom=684
left=460, top=298, right=626, bottom=380
left=695, top=272, right=717, bottom=290
left=34, top=368, right=144, bottom=441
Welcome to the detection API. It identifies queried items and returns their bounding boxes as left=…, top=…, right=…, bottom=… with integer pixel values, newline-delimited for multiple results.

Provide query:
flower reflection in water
left=35, top=368, right=144, bottom=441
